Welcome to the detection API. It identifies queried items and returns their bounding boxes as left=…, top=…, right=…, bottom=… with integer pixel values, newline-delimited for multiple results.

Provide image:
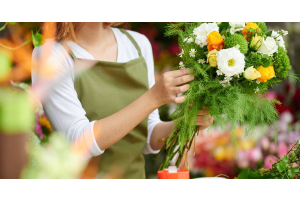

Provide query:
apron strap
left=68, top=28, right=143, bottom=59
left=119, top=28, right=142, bottom=57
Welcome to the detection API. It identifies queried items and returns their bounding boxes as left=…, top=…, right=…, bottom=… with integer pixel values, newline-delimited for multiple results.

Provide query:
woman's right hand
left=150, top=68, right=194, bottom=107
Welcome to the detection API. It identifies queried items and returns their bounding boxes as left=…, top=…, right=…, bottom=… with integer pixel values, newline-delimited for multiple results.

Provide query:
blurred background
left=0, top=22, right=300, bottom=179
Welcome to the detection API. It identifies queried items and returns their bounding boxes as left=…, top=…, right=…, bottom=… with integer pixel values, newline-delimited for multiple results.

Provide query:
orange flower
left=207, top=31, right=224, bottom=51
left=242, top=22, right=261, bottom=40
left=257, top=66, right=275, bottom=82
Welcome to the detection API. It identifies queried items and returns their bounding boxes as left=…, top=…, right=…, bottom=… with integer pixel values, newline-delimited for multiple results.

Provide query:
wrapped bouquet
left=157, top=22, right=296, bottom=169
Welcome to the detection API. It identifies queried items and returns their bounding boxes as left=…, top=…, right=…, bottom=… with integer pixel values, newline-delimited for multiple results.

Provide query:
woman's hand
left=195, top=109, right=214, bottom=130
left=150, top=68, right=194, bottom=107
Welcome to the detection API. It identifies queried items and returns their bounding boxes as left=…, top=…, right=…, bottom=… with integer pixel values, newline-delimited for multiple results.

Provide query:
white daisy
left=179, top=61, right=185, bottom=69
left=198, top=59, right=205, bottom=64
left=187, top=37, right=194, bottom=43
left=254, top=87, right=260, bottom=93
left=189, top=49, right=196, bottom=57
left=216, top=70, right=223, bottom=76
left=178, top=49, right=184, bottom=58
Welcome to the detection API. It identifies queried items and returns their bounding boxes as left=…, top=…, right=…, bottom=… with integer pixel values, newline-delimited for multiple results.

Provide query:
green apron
left=72, top=29, right=149, bottom=179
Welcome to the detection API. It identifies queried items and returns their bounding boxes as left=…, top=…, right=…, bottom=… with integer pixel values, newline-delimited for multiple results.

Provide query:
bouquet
left=157, top=22, right=297, bottom=170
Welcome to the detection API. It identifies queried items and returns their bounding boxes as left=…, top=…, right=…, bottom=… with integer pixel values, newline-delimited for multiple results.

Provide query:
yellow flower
left=249, top=34, right=262, bottom=50
left=207, top=31, right=224, bottom=51
left=207, top=49, right=218, bottom=67
left=244, top=66, right=261, bottom=80
left=257, top=66, right=275, bottom=82
left=242, top=22, right=261, bottom=40
left=39, top=116, right=52, bottom=132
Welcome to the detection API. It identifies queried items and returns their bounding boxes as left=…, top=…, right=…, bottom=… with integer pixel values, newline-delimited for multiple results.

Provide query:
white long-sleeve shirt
left=32, top=27, right=162, bottom=158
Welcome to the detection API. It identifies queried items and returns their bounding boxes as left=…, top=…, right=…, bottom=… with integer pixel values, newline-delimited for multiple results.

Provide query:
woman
left=32, top=22, right=213, bottom=179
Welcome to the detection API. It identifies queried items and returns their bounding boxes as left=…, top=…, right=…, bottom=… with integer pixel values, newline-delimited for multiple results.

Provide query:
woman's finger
left=173, top=84, right=190, bottom=95
left=198, top=109, right=210, bottom=115
left=174, top=95, right=187, bottom=103
left=169, top=68, right=191, bottom=78
left=173, top=74, right=194, bottom=86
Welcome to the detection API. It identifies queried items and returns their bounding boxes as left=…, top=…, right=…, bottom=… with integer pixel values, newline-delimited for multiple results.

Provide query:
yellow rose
left=207, top=49, right=218, bottom=67
left=242, top=22, right=261, bottom=40
left=244, top=66, right=261, bottom=80
left=257, top=66, right=276, bottom=82
left=249, top=35, right=262, bottom=50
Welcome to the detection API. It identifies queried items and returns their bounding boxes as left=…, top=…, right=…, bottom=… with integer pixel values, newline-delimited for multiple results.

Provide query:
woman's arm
left=93, top=68, right=194, bottom=150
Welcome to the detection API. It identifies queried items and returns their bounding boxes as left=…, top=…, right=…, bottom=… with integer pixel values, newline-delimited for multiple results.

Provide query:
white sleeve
left=31, top=41, right=104, bottom=159
left=132, top=33, right=162, bottom=154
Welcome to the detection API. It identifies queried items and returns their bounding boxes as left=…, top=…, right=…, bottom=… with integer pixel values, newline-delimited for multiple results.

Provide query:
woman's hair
left=55, top=22, right=123, bottom=42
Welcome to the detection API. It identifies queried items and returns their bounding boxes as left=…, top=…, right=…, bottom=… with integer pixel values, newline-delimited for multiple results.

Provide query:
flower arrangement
left=157, top=22, right=297, bottom=169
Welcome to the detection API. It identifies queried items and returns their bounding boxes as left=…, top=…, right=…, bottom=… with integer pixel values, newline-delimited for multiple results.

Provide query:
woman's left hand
left=196, top=109, right=214, bottom=130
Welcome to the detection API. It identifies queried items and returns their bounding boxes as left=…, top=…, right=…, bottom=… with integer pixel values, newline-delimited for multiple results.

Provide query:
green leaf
left=237, top=168, right=251, bottom=179
left=277, top=162, right=288, bottom=172
left=282, top=155, right=288, bottom=163
left=9, top=22, right=16, bottom=25
left=261, top=58, right=270, bottom=68
left=293, top=167, right=299, bottom=173
left=288, top=169, right=295, bottom=178
left=0, top=53, right=11, bottom=81
left=290, top=152, right=296, bottom=159
left=31, top=30, right=43, bottom=47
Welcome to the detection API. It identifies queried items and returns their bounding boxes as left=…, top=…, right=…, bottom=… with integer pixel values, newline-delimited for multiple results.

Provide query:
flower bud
left=244, top=66, right=261, bottom=80
left=249, top=35, right=262, bottom=51
left=207, top=49, right=218, bottom=67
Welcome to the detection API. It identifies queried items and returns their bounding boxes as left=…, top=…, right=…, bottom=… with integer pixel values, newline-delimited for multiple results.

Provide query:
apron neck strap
left=119, top=28, right=142, bottom=57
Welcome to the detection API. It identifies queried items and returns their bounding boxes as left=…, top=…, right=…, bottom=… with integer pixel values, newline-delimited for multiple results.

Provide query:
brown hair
left=55, top=22, right=123, bottom=42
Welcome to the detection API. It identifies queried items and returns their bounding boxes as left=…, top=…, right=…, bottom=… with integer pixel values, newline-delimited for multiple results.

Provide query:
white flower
left=183, top=38, right=188, bottom=42
left=281, top=30, right=288, bottom=36
left=195, top=35, right=208, bottom=47
left=271, top=31, right=286, bottom=50
left=217, top=47, right=245, bottom=77
left=189, top=49, right=196, bottom=57
left=229, top=22, right=246, bottom=34
left=179, top=61, right=185, bottom=69
left=258, top=37, right=278, bottom=56
left=198, top=59, right=205, bottom=64
left=216, top=70, right=223, bottom=76
left=193, top=23, right=219, bottom=47
left=254, top=87, right=260, bottom=93
left=187, top=37, right=193, bottom=43
left=178, top=49, right=184, bottom=58
left=256, top=80, right=260, bottom=84
left=193, top=22, right=219, bottom=37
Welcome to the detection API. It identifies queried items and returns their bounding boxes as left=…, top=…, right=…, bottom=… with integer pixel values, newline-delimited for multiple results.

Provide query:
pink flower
left=265, top=91, right=277, bottom=100
left=248, top=147, right=263, bottom=163
left=278, top=142, right=288, bottom=158
left=269, top=142, right=277, bottom=154
left=260, top=137, right=270, bottom=151
left=263, top=155, right=277, bottom=169
left=237, top=151, right=249, bottom=169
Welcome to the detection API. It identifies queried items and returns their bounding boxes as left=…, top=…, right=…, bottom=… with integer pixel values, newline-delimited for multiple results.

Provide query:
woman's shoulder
left=32, top=39, right=74, bottom=82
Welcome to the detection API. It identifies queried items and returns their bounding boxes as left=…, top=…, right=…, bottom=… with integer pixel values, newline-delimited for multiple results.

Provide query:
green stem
left=0, top=38, right=32, bottom=50
left=0, top=22, right=8, bottom=31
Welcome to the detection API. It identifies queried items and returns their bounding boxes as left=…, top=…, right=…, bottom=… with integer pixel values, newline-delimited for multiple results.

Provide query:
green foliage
left=0, top=88, right=35, bottom=134
left=237, top=142, right=300, bottom=179
left=31, top=30, right=42, bottom=47
left=0, top=52, right=11, bottom=81
left=158, top=22, right=292, bottom=170
left=256, top=22, right=267, bottom=32
left=273, top=46, right=292, bottom=79
left=225, top=34, right=248, bottom=54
